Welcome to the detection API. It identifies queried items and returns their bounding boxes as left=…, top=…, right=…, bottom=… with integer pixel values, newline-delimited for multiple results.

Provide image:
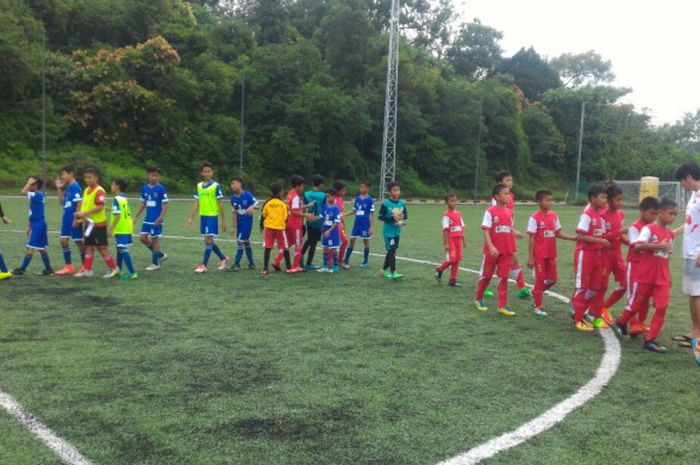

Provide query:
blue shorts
left=351, top=222, right=372, bottom=239
left=115, top=234, right=133, bottom=248
left=28, top=221, right=49, bottom=250
left=384, top=235, right=400, bottom=252
left=236, top=223, right=253, bottom=242
left=322, top=229, right=341, bottom=249
left=141, top=222, right=164, bottom=238
left=200, top=216, right=219, bottom=237
left=60, top=215, right=84, bottom=241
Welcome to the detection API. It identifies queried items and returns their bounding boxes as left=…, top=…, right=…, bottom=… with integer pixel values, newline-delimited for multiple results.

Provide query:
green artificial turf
left=0, top=197, right=698, bottom=465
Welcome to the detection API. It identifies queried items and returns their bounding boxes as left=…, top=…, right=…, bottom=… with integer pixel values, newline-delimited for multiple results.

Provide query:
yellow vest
left=81, top=186, right=107, bottom=224
left=197, top=181, right=221, bottom=217
left=262, top=198, right=288, bottom=230
left=111, top=195, right=133, bottom=235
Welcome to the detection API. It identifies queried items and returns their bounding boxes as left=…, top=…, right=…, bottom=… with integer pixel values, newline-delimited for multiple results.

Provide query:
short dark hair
left=659, top=197, right=678, bottom=210
left=83, top=166, right=100, bottom=177
left=587, top=184, right=606, bottom=200
left=674, top=162, right=700, bottom=181
left=201, top=162, right=214, bottom=171
left=606, top=182, right=623, bottom=199
left=333, top=180, right=346, bottom=191
left=113, top=178, right=127, bottom=192
left=312, top=174, right=325, bottom=187
left=291, top=175, right=305, bottom=187
left=445, top=193, right=456, bottom=202
left=231, top=177, right=244, bottom=185
left=33, top=176, right=45, bottom=190
left=492, top=184, right=508, bottom=197
left=147, top=166, right=161, bottom=174
left=60, top=165, right=75, bottom=175
left=535, top=189, right=552, bottom=201
left=387, top=181, right=400, bottom=191
left=359, top=180, right=370, bottom=187
left=495, top=170, right=512, bottom=183
left=639, top=196, right=659, bottom=211
left=270, top=183, right=283, bottom=198
left=326, top=188, right=338, bottom=196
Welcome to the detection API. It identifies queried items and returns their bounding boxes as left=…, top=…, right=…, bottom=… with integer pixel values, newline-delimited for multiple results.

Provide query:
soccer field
left=0, top=198, right=698, bottom=465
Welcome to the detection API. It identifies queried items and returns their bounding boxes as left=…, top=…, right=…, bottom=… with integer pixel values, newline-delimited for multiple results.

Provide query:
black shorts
left=306, top=226, right=322, bottom=243
left=84, top=226, right=108, bottom=247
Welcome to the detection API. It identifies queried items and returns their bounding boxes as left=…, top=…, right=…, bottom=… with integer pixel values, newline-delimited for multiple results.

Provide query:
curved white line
left=0, top=231, right=620, bottom=465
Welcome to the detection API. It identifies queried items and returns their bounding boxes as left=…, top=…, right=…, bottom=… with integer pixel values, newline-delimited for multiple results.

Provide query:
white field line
left=0, top=230, right=621, bottom=465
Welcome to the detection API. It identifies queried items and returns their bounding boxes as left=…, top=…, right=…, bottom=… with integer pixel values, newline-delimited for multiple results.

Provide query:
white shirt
left=683, top=190, right=700, bottom=259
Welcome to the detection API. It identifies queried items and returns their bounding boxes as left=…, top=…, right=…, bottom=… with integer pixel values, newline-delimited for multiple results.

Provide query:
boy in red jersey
left=333, top=181, right=351, bottom=269
left=526, top=189, right=575, bottom=316
left=613, top=198, right=678, bottom=353
left=435, top=194, right=466, bottom=287
left=600, top=183, right=628, bottom=325
left=474, top=185, right=517, bottom=316
left=624, top=197, right=660, bottom=336
left=273, top=175, right=318, bottom=273
left=571, top=185, right=610, bottom=331
left=489, top=171, right=530, bottom=299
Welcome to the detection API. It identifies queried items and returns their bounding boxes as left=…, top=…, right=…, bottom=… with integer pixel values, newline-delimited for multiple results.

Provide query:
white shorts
left=683, top=259, right=700, bottom=296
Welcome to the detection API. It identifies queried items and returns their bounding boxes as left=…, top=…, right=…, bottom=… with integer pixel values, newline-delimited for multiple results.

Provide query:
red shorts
left=263, top=229, right=289, bottom=250
left=285, top=226, right=304, bottom=249
left=628, top=281, right=670, bottom=311
left=574, top=249, right=608, bottom=290
left=535, top=257, right=557, bottom=283
left=447, top=236, right=464, bottom=263
left=605, top=248, right=626, bottom=284
left=481, top=253, right=513, bottom=280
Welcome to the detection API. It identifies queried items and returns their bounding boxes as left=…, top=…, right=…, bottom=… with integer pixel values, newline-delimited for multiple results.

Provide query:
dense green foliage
left=1, top=0, right=698, bottom=195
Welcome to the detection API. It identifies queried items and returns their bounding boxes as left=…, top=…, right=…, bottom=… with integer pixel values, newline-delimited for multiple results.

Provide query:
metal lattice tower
left=379, top=0, right=400, bottom=199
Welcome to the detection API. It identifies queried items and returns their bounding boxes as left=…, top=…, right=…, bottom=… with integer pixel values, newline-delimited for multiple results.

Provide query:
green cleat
left=383, top=269, right=392, bottom=279
left=391, top=272, right=403, bottom=280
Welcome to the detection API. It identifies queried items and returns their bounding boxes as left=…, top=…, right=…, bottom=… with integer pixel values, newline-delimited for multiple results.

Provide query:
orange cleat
left=601, top=308, right=614, bottom=326
left=55, top=264, right=76, bottom=276
left=629, top=322, right=647, bottom=338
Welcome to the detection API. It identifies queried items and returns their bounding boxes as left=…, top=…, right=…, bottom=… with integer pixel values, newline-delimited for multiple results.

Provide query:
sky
left=455, top=0, right=699, bottom=125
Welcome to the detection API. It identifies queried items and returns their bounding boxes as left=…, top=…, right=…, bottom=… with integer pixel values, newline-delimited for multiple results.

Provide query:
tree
left=446, top=19, right=502, bottom=81
left=498, top=47, right=561, bottom=100
left=549, top=50, right=615, bottom=88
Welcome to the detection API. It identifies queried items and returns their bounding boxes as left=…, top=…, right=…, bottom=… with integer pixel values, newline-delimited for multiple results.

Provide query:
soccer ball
left=392, top=207, right=404, bottom=223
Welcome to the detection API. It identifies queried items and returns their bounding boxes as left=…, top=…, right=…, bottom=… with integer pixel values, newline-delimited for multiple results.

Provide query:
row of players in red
left=435, top=172, right=677, bottom=353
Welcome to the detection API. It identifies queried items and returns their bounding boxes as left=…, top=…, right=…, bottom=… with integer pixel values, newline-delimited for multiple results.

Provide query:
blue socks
left=0, top=253, right=7, bottom=272
left=40, top=252, right=51, bottom=270
left=211, top=243, right=225, bottom=261
left=244, top=244, right=255, bottom=265
left=151, top=251, right=163, bottom=265
left=63, top=247, right=72, bottom=265
left=363, top=248, right=370, bottom=264
left=120, top=249, right=135, bottom=274
left=345, top=246, right=353, bottom=264
left=203, top=245, right=213, bottom=266
left=20, top=254, right=32, bottom=270
left=234, top=247, right=244, bottom=266
left=332, top=253, right=339, bottom=268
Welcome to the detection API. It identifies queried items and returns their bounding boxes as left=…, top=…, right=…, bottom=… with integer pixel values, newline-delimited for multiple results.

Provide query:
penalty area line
left=0, top=230, right=621, bottom=465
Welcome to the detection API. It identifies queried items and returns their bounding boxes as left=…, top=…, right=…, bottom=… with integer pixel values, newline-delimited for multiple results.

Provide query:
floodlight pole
left=379, top=0, right=400, bottom=199
left=473, top=98, right=483, bottom=202
left=239, top=69, right=245, bottom=173
left=574, top=100, right=586, bottom=202
left=41, top=31, right=47, bottom=179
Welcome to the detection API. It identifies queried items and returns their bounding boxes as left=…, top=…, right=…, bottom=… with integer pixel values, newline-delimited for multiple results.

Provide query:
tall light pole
left=41, top=31, right=47, bottom=179
left=239, top=69, right=245, bottom=173
left=379, top=0, right=400, bottom=199
left=473, top=98, right=483, bottom=203
left=574, top=100, right=586, bottom=202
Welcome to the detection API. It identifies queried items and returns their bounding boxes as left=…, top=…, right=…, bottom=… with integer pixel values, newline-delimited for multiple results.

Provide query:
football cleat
left=533, top=308, right=548, bottom=317
left=331, top=266, right=341, bottom=273
left=120, top=272, right=138, bottom=281
left=103, top=269, right=120, bottom=279
left=601, top=308, right=614, bottom=326
left=317, top=267, right=331, bottom=273
left=229, top=264, right=241, bottom=272
left=218, top=256, right=229, bottom=271
left=359, top=262, right=369, bottom=269
left=391, top=272, right=403, bottom=280
left=55, top=264, right=76, bottom=276
left=592, top=317, right=609, bottom=329
left=575, top=320, right=595, bottom=332
left=498, top=306, right=516, bottom=317
left=643, top=340, right=667, bottom=353
left=12, top=268, right=26, bottom=276
left=194, top=265, right=208, bottom=274
left=629, top=322, right=647, bottom=338
left=73, top=270, right=94, bottom=278
left=340, top=263, right=350, bottom=270
left=145, top=264, right=161, bottom=272
left=435, top=267, right=443, bottom=282
left=448, top=280, right=462, bottom=287
left=474, top=300, right=488, bottom=312
left=612, top=321, right=628, bottom=337
left=37, top=268, right=54, bottom=276
left=0, top=271, right=13, bottom=280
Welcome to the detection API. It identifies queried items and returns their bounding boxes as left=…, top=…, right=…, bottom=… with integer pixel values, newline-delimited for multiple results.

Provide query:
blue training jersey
left=323, top=204, right=341, bottom=231
left=28, top=191, right=46, bottom=223
left=63, top=181, right=82, bottom=219
left=353, top=194, right=375, bottom=228
left=231, top=190, right=258, bottom=229
left=140, top=183, right=169, bottom=223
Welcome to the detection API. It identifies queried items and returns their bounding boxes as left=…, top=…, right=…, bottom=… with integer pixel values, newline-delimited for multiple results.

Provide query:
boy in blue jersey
left=319, top=188, right=342, bottom=273
left=108, top=178, right=138, bottom=281
left=14, top=176, right=54, bottom=276
left=133, top=167, right=169, bottom=271
left=301, top=175, right=326, bottom=270
left=229, top=177, right=258, bottom=271
left=54, top=165, right=85, bottom=275
left=0, top=202, right=12, bottom=280
left=343, top=180, right=375, bottom=268
left=378, top=181, right=407, bottom=280
left=187, top=162, right=229, bottom=273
